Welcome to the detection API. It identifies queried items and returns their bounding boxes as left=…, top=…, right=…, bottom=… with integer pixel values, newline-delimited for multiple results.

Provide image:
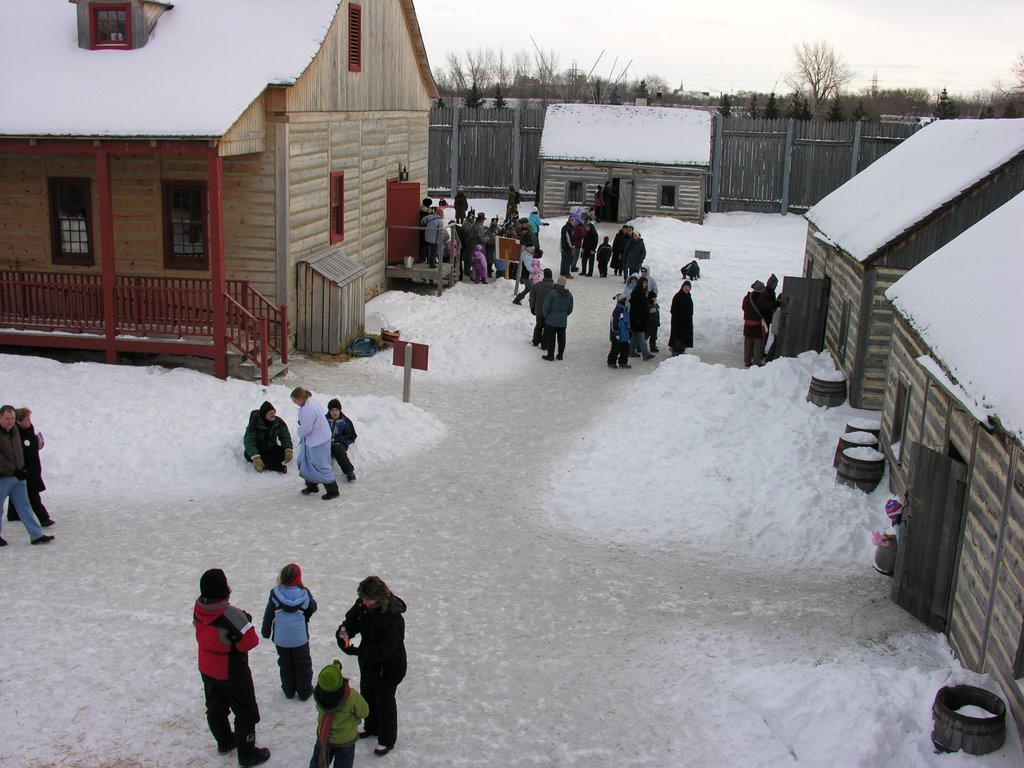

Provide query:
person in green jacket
left=243, top=401, right=294, bottom=473
left=309, top=661, right=369, bottom=768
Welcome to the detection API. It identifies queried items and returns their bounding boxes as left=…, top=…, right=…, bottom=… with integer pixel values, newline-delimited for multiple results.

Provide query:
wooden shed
left=880, top=192, right=1024, bottom=740
left=799, top=119, right=1024, bottom=409
left=537, top=104, right=710, bottom=224
left=0, top=0, right=437, bottom=383
left=297, top=249, right=366, bottom=354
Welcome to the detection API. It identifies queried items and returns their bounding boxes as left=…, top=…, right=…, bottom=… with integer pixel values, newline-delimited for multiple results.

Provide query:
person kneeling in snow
left=243, top=401, right=293, bottom=473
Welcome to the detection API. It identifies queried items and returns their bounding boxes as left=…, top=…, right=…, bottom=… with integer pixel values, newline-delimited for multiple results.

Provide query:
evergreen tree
left=1005, top=101, right=1022, bottom=118
left=763, top=92, right=780, bottom=119
left=786, top=93, right=811, bottom=120
left=979, top=104, right=995, bottom=119
left=635, top=79, right=649, bottom=99
left=719, top=92, right=732, bottom=118
left=798, top=95, right=813, bottom=121
left=933, top=88, right=959, bottom=119
left=492, top=84, right=507, bottom=109
left=851, top=100, right=869, bottom=121
left=609, top=85, right=622, bottom=105
left=433, top=96, right=447, bottom=109
left=826, top=95, right=846, bottom=122
left=748, top=94, right=761, bottom=119
left=464, top=81, right=484, bottom=109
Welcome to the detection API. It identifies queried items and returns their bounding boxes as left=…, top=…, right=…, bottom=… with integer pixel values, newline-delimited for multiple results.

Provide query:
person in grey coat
left=623, top=230, right=647, bottom=279
left=540, top=276, right=574, bottom=361
left=528, top=268, right=555, bottom=347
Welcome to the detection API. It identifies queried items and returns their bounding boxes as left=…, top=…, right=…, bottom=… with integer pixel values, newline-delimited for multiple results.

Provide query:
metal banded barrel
left=807, top=373, right=847, bottom=407
left=932, top=685, right=1006, bottom=755
left=845, top=417, right=881, bottom=440
left=833, top=430, right=878, bottom=467
left=836, top=446, right=885, bottom=492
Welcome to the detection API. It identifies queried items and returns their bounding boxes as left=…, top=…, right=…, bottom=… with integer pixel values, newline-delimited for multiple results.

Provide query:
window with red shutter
left=330, top=172, right=345, bottom=244
left=348, top=4, right=362, bottom=72
left=90, top=3, right=132, bottom=50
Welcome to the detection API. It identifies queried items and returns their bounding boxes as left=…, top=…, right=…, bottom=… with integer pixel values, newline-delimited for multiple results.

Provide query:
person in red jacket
left=741, top=280, right=775, bottom=368
left=193, top=568, right=270, bottom=766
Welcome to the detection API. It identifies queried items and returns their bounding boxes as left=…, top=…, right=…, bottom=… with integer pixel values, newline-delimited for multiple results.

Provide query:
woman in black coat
left=670, top=280, right=694, bottom=356
left=628, top=277, right=653, bottom=359
left=337, top=576, right=407, bottom=756
left=5, top=407, right=53, bottom=526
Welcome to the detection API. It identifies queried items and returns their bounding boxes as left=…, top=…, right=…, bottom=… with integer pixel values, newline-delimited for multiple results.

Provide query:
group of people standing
left=0, top=404, right=55, bottom=547
left=741, top=274, right=780, bottom=367
left=194, top=568, right=407, bottom=766
left=243, top=389, right=358, bottom=500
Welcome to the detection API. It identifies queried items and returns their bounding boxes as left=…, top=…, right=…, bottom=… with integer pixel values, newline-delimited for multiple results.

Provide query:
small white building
left=537, top=104, right=711, bottom=223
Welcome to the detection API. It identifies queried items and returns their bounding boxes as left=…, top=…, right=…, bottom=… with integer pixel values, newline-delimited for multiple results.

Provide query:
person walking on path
left=0, top=404, right=52, bottom=547
left=623, top=230, right=647, bottom=279
left=541, top=275, right=574, bottom=361
left=558, top=216, right=574, bottom=278
left=669, top=280, right=694, bottom=356
left=243, top=401, right=293, bottom=474
left=511, top=221, right=537, bottom=305
left=529, top=268, right=555, bottom=347
left=326, top=399, right=357, bottom=483
left=261, top=563, right=317, bottom=702
left=742, top=280, right=774, bottom=368
left=291, top=387, right=339, bottom=500
left=308, top=660, right=369, bottom=768
left=628, top=277, right=654, bottom=361
left=5, top=407, right=54, bottom=527
left=607, top=293, right=632, bottom=369
left=610, top=225, right=630, bottom=277
left=581, top=222, right=598, bottom=276
left=336, top=576, right=408, bottom=758
left=596, top=236, right=612, bottom=278
left=193, top=568, right=270, bottom=766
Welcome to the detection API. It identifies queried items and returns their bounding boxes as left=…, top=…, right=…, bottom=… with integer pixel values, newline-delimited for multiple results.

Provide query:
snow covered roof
left=0, top=0, right=342, bottom=138
left=806, top=119, right=1024, bottom=262
left=539, top=104, right=711, bottom=166
left=886, top=191, right=1024, bottom=443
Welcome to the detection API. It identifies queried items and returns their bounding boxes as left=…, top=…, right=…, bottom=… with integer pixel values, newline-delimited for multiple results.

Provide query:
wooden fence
left=429, top=106, right=917, bottom=214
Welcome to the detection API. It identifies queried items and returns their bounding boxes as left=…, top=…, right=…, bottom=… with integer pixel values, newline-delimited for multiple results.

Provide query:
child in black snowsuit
left=646, top=291, right=661, bottom=353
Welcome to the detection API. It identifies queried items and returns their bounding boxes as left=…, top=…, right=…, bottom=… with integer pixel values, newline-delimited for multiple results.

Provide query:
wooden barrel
left=833, top=430, right=878, bottom=467
left=807, top=372, right=847, bottom=407
left=845, top=417, right=881, bottom=440
left=873, top=539, right=897, bottom=575
left=836, top=446, right=885, bottom=492
left=932, top=685, right=1006, bottom=755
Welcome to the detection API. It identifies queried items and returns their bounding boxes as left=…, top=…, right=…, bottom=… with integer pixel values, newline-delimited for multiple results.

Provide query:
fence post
left=710, top=113, right=723, bottom=213
left=512, top=107, right=522, bottom=196
left=450, top=105, right=460, bottom=197
left=403, top=342, right=414, bottom=403
left=780, top=119, right=794, bottom=215
left=849, top=120, right=863, bottom=179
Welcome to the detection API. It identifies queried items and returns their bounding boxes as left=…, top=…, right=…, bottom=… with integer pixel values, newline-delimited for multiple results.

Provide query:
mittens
left=284, top=448, right=293, bottom=463
left=252, top=456, right=265, bottom=472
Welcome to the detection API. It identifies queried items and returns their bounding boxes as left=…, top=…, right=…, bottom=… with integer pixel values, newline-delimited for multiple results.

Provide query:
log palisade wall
left=880, top=314, right=1024, bottom=742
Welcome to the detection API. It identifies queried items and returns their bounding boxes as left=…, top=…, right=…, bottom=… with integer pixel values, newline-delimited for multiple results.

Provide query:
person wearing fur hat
left=291, top=387, right=340, bottom=500
left=336, top=577, right=408, bottom=757
left=309, top=660, right=369, bottom=768
left=243, top=401, right=293, bottom=474
left=741, top=280, right=775, bottom=368
left=261, top=563, right=318, bottom=701
left=541, top=275, right=574, bottom=361
left=326, top=399, right=357, bottom=483
left=193, top=568, right=270, bottom=766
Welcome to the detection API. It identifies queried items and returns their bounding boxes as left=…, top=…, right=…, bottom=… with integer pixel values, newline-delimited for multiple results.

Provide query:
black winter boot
left=301, top=483, right=319, bottom=495
left=322, top=482, right=340, bottom=500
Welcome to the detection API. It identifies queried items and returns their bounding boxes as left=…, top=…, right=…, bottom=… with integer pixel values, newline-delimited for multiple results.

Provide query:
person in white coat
left=289, top=387, right=339, bottom=500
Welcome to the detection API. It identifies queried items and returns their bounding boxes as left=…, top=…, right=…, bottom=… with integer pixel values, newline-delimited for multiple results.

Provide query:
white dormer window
left=90, top=3, right=132, bottom=49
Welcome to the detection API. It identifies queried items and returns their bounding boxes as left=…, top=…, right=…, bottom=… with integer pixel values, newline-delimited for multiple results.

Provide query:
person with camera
left=0, top=404, right=53, bottom=546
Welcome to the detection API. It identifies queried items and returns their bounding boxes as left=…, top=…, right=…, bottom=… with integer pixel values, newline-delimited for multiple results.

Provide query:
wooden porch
left=0, top=271, right=287, bottom=385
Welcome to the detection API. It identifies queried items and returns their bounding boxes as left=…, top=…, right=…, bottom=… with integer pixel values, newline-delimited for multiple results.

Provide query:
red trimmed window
left=162, top=182, right=209, bottom=270
left=48, top=178, right=94, bottom=266
left=348, top=4, right=362, bottom=72
left=329, top=172, right=345, bottom=244
left=90, top=3, right=132, bottom=50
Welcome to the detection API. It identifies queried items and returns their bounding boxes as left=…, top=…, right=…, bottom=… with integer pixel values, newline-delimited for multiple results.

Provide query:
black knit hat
left=327, top=398, right=342, bottom=412
left=259, top=401, right=275, bottom=419
left=200, top=568, right=230, bottom=600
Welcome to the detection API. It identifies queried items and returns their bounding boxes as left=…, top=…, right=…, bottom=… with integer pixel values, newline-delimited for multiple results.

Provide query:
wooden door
left=891, top=444, right=968, bottom=631
left=775, top=276, right=830, bottom=357
left=386, top=180, right=422, bottom=265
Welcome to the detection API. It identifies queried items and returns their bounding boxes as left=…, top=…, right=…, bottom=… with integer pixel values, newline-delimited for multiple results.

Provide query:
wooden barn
left=0, top=0, right=437, bottom=383
left=799, top=119, right=1024, bottom=409
left=881, top=192, right=1024, bottom=739
left=537, top=104, right=710, bottom=224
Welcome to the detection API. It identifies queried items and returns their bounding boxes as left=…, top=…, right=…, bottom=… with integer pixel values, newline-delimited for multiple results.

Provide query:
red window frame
left=162, top=182, right=209, bottom=270
left=48, top=178, right=95, bottom=266
left=329, top=172, right=345, bottom=244
left=90, top=3, right=132, bottom=50
left=348, top=3, right=362, bottom=72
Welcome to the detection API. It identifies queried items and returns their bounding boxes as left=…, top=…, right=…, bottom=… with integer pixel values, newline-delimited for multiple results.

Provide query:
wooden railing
left=0, top=271, right=287, bottom=381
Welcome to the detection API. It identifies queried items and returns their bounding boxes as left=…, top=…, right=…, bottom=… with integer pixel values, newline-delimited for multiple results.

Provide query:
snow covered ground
left=0, top=210, right=1019, bottom=767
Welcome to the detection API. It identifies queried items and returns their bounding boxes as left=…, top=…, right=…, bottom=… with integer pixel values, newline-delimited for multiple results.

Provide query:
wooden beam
left=96, top=150, right=118, bottom=365
left=208, top=153, right=228, bottom=380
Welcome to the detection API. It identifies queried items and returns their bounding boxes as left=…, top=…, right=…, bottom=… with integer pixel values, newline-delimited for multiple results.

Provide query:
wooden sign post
left=392, top=341, right=429, bottom=403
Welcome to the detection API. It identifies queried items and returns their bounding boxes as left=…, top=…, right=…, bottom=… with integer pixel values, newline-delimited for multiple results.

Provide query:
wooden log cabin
left=881, top=192, right=1024, bottom=740
left=537, top=104, right=710, bottom=224
left=0, top=0, right=437, bottom=383
left=801, top=119, right=1024, bottom=409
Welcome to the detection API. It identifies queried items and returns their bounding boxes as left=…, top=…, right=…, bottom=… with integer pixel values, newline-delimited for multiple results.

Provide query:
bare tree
left=445, top=52, right=468, bottom=92
left=784, top=39, right=852, bottom=114
left=464, top=48, right=496, bottom=90
left=532, top=44, right=561, bottom=104
left=1012, top=52, right=1024, bottom=93
left=643, top=73, right=670, bottom=100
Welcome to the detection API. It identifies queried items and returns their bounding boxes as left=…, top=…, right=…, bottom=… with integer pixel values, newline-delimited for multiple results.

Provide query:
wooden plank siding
left=881, top=312, right=1024, bottom=742
left=221, top=93, right=267, bottom=157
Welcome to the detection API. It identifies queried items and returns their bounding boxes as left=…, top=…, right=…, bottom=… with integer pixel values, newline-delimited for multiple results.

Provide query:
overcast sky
left=416, top=0, right=1022, bottom=96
